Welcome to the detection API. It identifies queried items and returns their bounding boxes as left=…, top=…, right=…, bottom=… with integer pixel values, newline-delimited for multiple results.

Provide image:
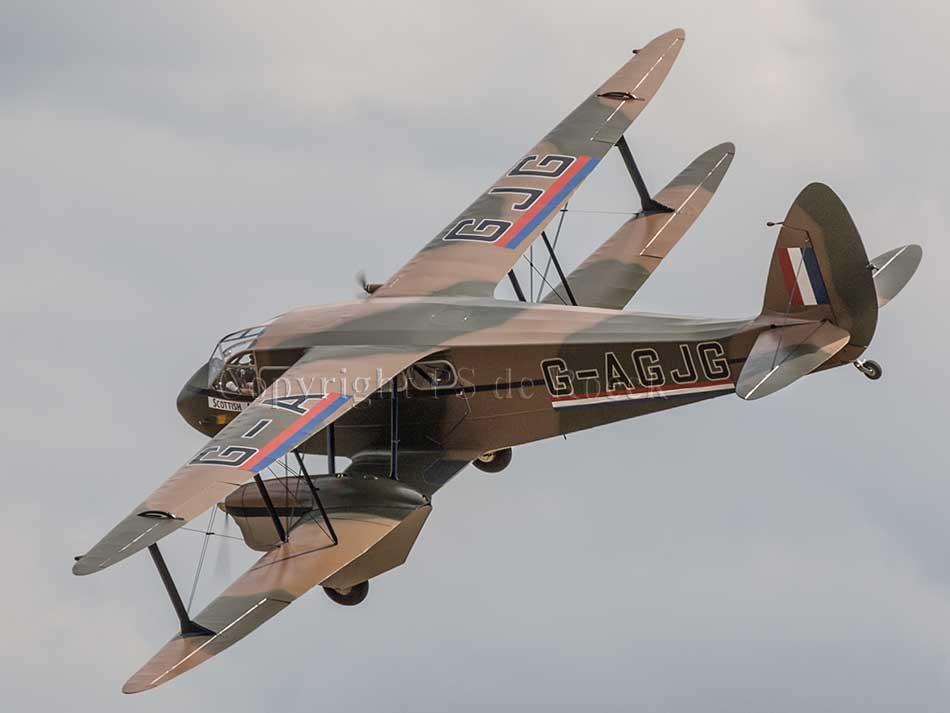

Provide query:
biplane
left=73, top=28, right=922, bottom=693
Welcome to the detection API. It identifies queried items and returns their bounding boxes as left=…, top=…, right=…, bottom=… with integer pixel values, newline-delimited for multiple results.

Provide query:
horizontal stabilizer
left=542, top=142, right=734, bottom=308
left=736, top=322, right=851, bottom=400
left=870, top=244, right=922, bottom=307
left=123, top=477, right=430, bottom=693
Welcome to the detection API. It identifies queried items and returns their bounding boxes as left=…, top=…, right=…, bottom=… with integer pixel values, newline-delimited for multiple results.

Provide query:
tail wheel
left=323, top=580, right=369, bottom=606
left=854, top=359, right=883, bottom=380
left=473, top=447, right=512, bottom=474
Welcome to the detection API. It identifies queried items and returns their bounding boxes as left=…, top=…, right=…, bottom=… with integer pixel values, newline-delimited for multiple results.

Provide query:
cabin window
left=207, top=325, right=266, bottom=389
left=409, top=360, right=458, bottom=390
left=214, top=351, right=260, bottom=397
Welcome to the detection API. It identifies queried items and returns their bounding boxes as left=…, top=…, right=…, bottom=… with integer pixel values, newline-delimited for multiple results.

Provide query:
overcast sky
left=3, top=1, right=948, bottom=711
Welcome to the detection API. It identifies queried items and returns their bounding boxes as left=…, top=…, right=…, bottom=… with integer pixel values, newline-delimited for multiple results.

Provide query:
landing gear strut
left=854, top=359, right=883, bottom=380
left=323, top=581, right=369, bottom=606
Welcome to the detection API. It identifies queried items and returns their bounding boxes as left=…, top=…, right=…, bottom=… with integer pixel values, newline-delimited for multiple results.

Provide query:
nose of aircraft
left=177, top=362, right=213, bottom=434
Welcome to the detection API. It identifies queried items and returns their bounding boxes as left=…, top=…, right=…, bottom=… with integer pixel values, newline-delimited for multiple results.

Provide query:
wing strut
left=252, top=474, right=287, bottom=543
left=516, top=137, right=676, bottom=308
left=147, top=543, right=215, bottom=638
left=390, top=386, right=400, bottom=480
left=326, top=423, right=337, bottom=477
left=507, top=271, right=527, bottom=302
left=616, top=136, right=673, bottom=214
left=293, top=451, right=339, bottom=546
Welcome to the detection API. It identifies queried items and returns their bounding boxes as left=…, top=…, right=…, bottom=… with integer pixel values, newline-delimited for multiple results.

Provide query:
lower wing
left=123, top=452, right=474, bottom=693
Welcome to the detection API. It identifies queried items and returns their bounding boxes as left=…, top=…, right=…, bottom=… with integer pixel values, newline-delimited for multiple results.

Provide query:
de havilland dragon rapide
left=72, top=28, right=921, bottom=692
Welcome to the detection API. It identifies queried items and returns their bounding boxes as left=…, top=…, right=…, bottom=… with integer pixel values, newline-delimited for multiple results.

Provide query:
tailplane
left=736, top=322, right=851, bottom=400
left=869, top=244, right=923, bottom=307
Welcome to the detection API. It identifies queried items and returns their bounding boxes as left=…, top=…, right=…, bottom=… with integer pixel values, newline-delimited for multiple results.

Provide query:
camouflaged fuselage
left=179, top=296, right=782, bottom=465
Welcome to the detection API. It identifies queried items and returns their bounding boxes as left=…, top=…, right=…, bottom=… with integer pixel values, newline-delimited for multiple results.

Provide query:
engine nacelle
left=221, top=477, right=314, bottom=551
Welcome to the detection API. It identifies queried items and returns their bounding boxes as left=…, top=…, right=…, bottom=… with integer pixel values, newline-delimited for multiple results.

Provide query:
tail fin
left=738, top=183, right=878, bottom=400
left=762, top=182, right=877, bottom=350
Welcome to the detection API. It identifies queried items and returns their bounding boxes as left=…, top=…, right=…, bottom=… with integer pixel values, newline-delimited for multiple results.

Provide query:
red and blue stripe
left=778, top=246, right=829, bottom=306
left=801, top=246, right=830, bottom=304
left=496, top=155, right=599, bottom=250
left=241, top=393, right=350, bottom=473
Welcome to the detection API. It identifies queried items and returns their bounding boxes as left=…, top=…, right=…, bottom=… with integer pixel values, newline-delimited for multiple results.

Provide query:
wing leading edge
left=373, top=28, right=685, bottom=299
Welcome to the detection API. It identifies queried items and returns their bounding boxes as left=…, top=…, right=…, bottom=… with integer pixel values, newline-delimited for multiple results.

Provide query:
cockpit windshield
left=207, top=325, right=267, bottom=395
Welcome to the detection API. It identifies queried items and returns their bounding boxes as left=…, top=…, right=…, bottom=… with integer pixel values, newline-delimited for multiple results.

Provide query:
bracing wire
left=179, top=455, right=333, bottom=609
left=561, top=208, right=637, bottom=215
left=181, top=526, right=244, bottom=542
left=529, top=244, right=534, bottom=302
left=520, top=251, right=568, bottom=306
left=186, top=506, right=217, bottom=613
left=269, top=454, right=335, bottom=542
left=536, top=204, right=569, bottom=302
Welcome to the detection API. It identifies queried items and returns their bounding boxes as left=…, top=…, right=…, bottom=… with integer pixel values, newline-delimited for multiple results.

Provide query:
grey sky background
left=2, top=1, right=948, bottom=710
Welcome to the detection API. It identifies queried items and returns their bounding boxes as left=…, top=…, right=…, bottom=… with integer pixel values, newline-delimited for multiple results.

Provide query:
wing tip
left=71, top=560, right=90, bottom=576
left=122, top=632, right=216, bottom=694
left=656, top=27, right=686, bottom=43
left=638, top=28, right=684, bottom=53
left=716, top=141, right=736, bottom=155
left=72, top=555, right=102, bottom=576
left=122, top=680, right=150, bottom=695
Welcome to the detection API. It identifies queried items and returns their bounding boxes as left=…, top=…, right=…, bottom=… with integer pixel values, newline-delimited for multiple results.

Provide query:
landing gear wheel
left=473, top=447, right=512, bottom=474
left=854, top=359, right=883, bottom=381
left=323, top=581, right=369, bottom=606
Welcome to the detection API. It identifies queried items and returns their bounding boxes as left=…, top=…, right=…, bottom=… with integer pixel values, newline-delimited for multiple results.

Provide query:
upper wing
left=541, top=142, right=734, bottom=308
left=373, top=28, right=685, bottom=299
left=72, top=344, right=436, bottom=576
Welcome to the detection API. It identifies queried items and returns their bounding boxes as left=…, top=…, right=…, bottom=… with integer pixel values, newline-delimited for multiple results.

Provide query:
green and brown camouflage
left=122, top=477, right=431, bottom=694
left=542, top=141, right=735, bottom=308
left=70, top=29, right=921, bottom=693
left=374, top=28, right=685, bottom=299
